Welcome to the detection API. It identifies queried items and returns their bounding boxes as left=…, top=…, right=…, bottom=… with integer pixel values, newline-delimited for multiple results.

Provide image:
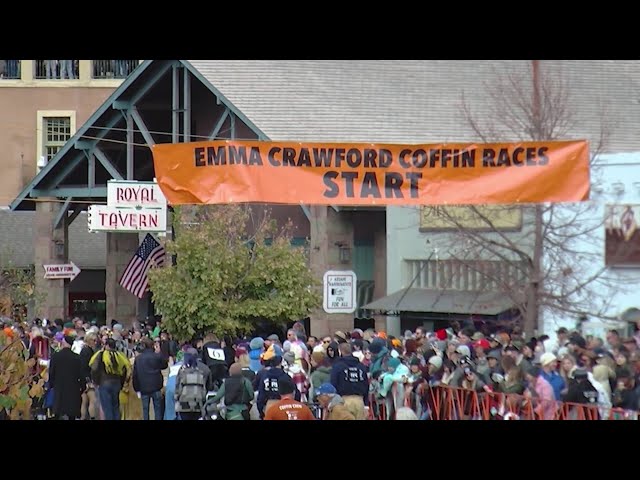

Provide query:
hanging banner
left=151, top=140, right=590, bottom=206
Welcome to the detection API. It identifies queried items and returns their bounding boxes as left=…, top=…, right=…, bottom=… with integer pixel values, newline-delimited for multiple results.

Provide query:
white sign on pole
left=107, top=180, right=167, bottom=209
left=323, top=270, right=357, bottom=314
left=43, top=262, right=81, bottom=281
left=88, top=205, right=167, bottom=233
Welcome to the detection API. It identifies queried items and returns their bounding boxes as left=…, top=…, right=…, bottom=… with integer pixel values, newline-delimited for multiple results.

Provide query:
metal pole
left=126, top=112, right=134, bottom=179
left=183, top=67, right=191, bottom=142
left=172, top=64, right=179, bottom=143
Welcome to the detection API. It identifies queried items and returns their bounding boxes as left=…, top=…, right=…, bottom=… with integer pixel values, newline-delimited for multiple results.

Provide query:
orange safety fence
left=366, top=383, right=640, bottom=420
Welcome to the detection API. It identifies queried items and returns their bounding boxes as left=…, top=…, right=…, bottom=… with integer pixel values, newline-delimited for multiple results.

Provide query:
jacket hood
left=337, top=355, right=361, bottom=367
left=249, top=349, right=262, bottom=360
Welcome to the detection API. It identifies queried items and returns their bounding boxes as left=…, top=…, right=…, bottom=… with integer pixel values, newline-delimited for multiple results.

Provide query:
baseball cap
left=474, top=339, right=491, bottom=350
left=316, top=383, right=337, bottom=396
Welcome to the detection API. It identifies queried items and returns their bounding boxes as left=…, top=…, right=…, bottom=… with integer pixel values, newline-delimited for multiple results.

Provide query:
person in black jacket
left=79, top=332, right=97, bottom=420
left=330, top=343, right=369, bottom=420
left=255, top=345, right=301, bottom=418
left=201, top=334, right=228, bottom=389
left=133, top=337, right=169, bottom=420
left=49, top=332, right=84, bottom=420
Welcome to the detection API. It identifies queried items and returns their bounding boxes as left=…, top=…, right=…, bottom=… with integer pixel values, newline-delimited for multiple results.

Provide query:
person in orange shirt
left=264, top=377, right=316, bottom=420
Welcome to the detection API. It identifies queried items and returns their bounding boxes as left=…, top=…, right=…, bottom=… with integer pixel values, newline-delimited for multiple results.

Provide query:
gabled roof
left=187, top=60, right=640, bottom=150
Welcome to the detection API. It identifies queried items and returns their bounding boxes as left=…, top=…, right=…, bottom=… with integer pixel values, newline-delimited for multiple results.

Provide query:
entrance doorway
left=69, top=292, right=106, bottom=326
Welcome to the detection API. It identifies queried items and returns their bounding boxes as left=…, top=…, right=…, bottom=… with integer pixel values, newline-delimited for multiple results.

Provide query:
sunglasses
left=323, top=340, right=331, bottom=344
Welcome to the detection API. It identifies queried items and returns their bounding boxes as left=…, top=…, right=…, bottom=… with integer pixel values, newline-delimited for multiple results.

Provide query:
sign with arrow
left=43, top=262, right=81, bottom=281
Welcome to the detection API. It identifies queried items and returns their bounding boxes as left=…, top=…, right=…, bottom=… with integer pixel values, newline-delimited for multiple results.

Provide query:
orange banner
left=151, top=140, right=590, bottom=206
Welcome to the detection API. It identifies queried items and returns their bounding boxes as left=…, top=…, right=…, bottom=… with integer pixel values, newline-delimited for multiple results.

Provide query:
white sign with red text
left=88, top=205, right=167, bottom=233
left=107, top=180, right=167, bottom=209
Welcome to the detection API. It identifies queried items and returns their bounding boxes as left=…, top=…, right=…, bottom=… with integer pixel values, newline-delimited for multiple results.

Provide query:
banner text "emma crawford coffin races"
left=151, top=140, right=590, bottom=206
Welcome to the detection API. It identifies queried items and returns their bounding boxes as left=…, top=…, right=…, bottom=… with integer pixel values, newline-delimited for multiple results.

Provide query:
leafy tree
left=0, top=264, right=43, bottom=322
left=0, top=331, right=45, bottom=420
left=148, top=205, right=321, bottom=341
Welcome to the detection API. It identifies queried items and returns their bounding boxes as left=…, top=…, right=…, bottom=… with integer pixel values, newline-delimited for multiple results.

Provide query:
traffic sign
left=323, top=270, right=357, bottom=314
left=43, top=262, right=81, bottom=281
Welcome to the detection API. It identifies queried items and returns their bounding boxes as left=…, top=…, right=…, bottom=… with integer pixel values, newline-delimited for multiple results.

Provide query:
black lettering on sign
left=208, top=146, right=226, bottom=166
left=482, top=149, right=496, bottom=167
left=313, top=148, right=334, bottom=167
left=298, top=148, right=311, bottom=167
left=461, top=149, right=475, bottom=167
left=379, top=149, right=392, bottom=168
left=512, top=147, right=525, bottom=166
left=429, top=149, right=439, bottom=168
left=282, top=147, right=296, bottom=167
left=346, top=148, right=362, bottom=168
left=537, top=146, right=549, bottom=165
left=361, top=172, right=381, bottom=198
left=413, top=149, right=428, bottom=168
left=526, top=147, right=537, bottom=166
left=496, top=148, right=511, bottom=167
left=323, top=171, right=339, bottom=198
left=229, top=146, right=247, bottom=165
left=194, top=147, right=205, bottom=167
left=398, top=149, right=412, bottom=169
left=363, top=149, right=377, bottom=168
left=335, top=149, right=346, bottom=168
left=341, top=171, right=358, bottom=198
left=268, top=147, right=281, bottom=167
left=248, top=146, right=263, bottom=166
left=406, top=172, right=422, bottom=198
left=385, top=172, right=404, bottom=198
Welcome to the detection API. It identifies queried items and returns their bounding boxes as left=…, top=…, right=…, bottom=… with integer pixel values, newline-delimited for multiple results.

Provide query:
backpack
left=177, top=366, right=207, bottom=412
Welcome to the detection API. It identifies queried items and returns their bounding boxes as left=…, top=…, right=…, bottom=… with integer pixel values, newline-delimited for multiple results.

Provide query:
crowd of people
left=2, top=315, right=640, bottom=420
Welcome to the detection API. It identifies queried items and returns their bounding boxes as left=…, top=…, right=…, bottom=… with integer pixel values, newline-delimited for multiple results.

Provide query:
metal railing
left=0, top=60, right=21, bottom=79
left=34, top=60, right=80, bottom=80
left=92, top=60, right=139, bottom=79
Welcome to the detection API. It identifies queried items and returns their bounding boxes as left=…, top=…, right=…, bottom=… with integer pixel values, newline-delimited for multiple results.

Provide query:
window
left=36, top=111, right=76, bottom=171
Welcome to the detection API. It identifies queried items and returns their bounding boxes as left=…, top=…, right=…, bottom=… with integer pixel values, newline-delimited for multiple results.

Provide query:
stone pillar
left=34, top=200, right=67, bottom=321
left=308, top=206, right=355, bottom=337
left=105, top=232, right=140, bottom=328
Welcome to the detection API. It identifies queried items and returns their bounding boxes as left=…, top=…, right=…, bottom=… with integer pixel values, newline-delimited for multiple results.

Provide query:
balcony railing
left=0, top=60, right=21, bottom=79
left=92, top=60, right=139, bottom=79
left=34, top=60, right=80, bottom=80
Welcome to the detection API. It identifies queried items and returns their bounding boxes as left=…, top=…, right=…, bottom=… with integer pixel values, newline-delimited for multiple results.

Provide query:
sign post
left=43, top=262, right=81, bottom=281
left=323, top=270, right=357, bottom=314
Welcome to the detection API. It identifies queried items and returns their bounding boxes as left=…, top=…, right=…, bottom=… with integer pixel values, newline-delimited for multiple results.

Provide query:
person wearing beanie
left=208, top=362, right=254, bottom=420
left=255, top=345, right=301, bottom=419
left=377, top=356, right=409, bottom=398
left=368, top=338, right=389, bottom=381
left=248, top=337, right=264, bottom=374
left=48, top=331, right=84, bottom=420
left=326, top=341, right=340, bottom=365
left=264, top=377, right=316, bottom=420
left=315, top=383, right=355, bottom=420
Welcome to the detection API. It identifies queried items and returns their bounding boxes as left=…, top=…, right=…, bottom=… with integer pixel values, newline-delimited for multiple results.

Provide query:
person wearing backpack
left=133, top=337, right=169, bottom=420
left=89, top=338, right=131, bottom=420
left=208, top=362, right=254, bottom=420
left=175, top=348, right=210, bottom=420
left=201, top=334, right=229, bottom=390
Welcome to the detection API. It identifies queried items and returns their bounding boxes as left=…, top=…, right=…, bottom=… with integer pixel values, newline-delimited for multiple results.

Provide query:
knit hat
left=350, top=331, right=363, bottom=340
left=312, top=345, right=325, bottom=353
left=377, top=331, right=387, bottom=340
left=229, top=362, right=243, bottom=376
left=472, top=332, right=485, bottom=341
left=369, top=337, right=386, bottom=355
left=283, top=351, right=296, bottom=365
left=428, top=355, right=443, bottom=369
left=249, top=337, right=264, bottom=350
left=456, top=345, right=471, bottom=358
left=391, top=338, right=402, bottom=348
left=409, top=356, right=421, bottom=366
left=473, top=339, right=491, bottom=350
left=261, top=344, right=283, bottom=362
left=278, top=377, right=296, bottom=395
left=282, top=340, right=292, bottom=352
left=435, top=329, right=447, bottom=341
left=235, top=346, right=248, bottom=357
left=267, top=334, right=280, bottom=342
left=387, top=357, right=401, bottom=370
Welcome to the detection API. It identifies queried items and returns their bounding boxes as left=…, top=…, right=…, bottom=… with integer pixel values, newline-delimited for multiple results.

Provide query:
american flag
left=119, top=234, right=166, bottom=298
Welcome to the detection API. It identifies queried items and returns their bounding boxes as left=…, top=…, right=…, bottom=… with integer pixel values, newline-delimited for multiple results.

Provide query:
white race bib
left=207, top=348, right=225, bottom=361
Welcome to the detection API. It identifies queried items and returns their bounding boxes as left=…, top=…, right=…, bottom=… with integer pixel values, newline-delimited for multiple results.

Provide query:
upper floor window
left=34, top=60, right=80, bottom=80
left=92, top=60, right=139, bottom=79
left=0, top=60, right=21, bottom=79
left=36, top=111, right=76, bottom=172
left=44, top=117, right=72, bottom=162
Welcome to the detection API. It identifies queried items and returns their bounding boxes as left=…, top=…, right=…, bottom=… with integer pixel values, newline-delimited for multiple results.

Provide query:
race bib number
left=207, top=348, right=225, bottom=361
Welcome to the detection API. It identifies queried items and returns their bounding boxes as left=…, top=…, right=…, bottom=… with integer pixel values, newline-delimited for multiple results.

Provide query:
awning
left=363, top=288, right=517, bottom=315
